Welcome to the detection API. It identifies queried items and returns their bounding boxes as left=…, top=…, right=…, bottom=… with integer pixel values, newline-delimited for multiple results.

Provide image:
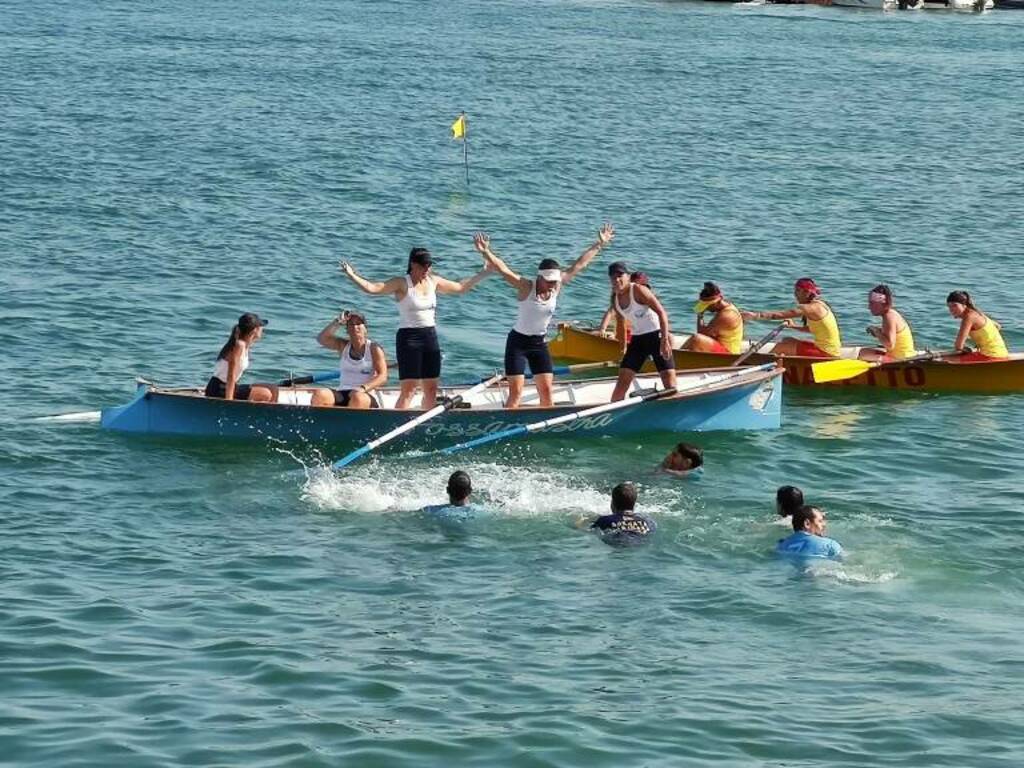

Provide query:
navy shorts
left=333, top=389, right=380, bottom=408
left=620, top=331, right=673, bottom=373
left=205, top=377, right=252, bottom=400
left=504, top=330, right=554, bottom=377
left=396, top=327, right=441, bottom=381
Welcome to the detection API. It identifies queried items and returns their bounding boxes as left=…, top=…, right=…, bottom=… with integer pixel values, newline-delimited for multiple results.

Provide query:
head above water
left=446, top=471, right=472, bottom=504
left=407, top=247, right=434, bottom=275
left=868, top=284, right=893, bottom=316
left=791, top=504, right=826, bottom=535
left=610, top=482, right=637, bottom=513
left=667, top=443, right=703, bottom=471
left=776, top=485, right=804, bottom=517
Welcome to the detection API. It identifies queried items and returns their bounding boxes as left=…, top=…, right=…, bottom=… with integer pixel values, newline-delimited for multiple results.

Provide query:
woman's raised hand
left=597, top=223, right=615, bottom=246
left=339, top=260, right=356, bottom=278
left=473, top=232, right=491, bottom=255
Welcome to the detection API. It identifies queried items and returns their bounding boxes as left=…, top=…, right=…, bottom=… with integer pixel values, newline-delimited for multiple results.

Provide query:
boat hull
left=100, top=368, right=782, bottom=446
left=550, top=324, right=1024, bottom=394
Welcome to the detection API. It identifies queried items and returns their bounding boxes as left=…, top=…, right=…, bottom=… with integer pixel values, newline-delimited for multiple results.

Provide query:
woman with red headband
left=947, top=290, right=1008, bottom=361
left=742, top=278, right=842, bottom=358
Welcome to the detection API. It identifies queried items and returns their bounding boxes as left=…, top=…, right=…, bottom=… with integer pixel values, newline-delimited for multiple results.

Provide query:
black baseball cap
left=607, top=261, right=629, bottom=277
left=238, top=313, right=268, bottom=334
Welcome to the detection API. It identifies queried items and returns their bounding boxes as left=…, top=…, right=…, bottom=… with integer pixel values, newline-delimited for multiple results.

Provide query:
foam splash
left=34, top=410, right=102, bottom=423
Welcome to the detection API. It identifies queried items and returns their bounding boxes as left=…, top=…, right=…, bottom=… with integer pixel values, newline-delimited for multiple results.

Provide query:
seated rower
left=776, top=485, right=804, bottom=520
left=682, top=282, right=744, bottom=355
left=859, top=284, right=915, bottom=362
left=742, top=278, right=842, bottom=358
left=946, top=290, right=1009, bottom=362
left=776, top=505, right=843, bottom=561
left=310, top=311, right=388, bottom=409
left=205, top=313, right=275, bottom=402
left=661, top=442, right=704, bottom=477
left=421, top=471, right=482, bottom=522
left=583, top=482, right=657, bottom=546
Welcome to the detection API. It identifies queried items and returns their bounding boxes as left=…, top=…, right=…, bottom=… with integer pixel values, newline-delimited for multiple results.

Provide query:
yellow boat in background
left=549, top=322, right=1024, bottom=394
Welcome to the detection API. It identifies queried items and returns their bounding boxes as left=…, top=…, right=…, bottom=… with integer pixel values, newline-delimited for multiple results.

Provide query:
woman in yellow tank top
left=742, top=277, right=842, bottom=358
left=947, top=290, right=1009, bottom=361
left=860, top=284, right=915, bottom=361
left=682, top=282, right=744, bottom=355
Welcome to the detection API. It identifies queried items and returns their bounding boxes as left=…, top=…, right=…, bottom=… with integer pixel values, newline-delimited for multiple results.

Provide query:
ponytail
left=217, top=325, right=241, bottom=361
left=947, top=290, right=976, bottom=311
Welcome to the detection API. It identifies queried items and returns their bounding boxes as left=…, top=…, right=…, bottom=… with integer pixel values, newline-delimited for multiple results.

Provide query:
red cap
left=794, top=278, right=820, bottom=297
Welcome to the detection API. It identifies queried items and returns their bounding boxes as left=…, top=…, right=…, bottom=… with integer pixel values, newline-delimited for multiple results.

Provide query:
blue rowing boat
left=100, top=364, right=783, bottom=448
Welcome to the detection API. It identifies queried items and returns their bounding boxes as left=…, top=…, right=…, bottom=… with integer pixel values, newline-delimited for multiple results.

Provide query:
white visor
left=537, top=269, right=562, bottom=283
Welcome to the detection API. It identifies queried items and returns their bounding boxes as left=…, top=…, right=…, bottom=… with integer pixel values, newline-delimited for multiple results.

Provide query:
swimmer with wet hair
left=776, top=505, right=843, bottom=560
left=421, top=470, right=479, bottom=522
left=776, top=485, right=804, bottom=518
left=582, top=482, right=657, bottom=545
left=661, top=442, right=704, bottom=476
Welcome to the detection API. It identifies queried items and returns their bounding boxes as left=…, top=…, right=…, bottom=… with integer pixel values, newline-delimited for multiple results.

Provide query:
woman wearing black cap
left=607, top=261, right=677, bottom=401
left=472, top=224, right=614, bottom=408
left=205, top=313, right=275, bottom=402
left=339, top=248, right=492, bottom=409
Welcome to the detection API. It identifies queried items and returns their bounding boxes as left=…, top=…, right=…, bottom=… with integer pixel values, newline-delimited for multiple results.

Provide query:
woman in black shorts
left=205, top=312, right=275, bottom=402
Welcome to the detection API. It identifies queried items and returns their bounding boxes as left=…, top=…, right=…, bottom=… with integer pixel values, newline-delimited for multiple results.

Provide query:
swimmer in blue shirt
left=421, top=471, right=480, bottom=522
left=583, top=482, right=656, bottom=546
left=776, top=505, right=843, bottom=560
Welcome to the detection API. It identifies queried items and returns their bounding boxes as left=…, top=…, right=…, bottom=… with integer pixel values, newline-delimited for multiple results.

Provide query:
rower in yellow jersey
left=947, top=290, right=1009, bottom=361
left=681, top=282, right=744, bottom=354
left=742, top=277, right=842, bottom=358
left=859, top=284, right=915, bottom=362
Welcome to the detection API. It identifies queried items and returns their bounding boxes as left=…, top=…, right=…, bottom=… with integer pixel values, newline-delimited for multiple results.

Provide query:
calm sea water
left=3, top=0, right=1024, bottom=765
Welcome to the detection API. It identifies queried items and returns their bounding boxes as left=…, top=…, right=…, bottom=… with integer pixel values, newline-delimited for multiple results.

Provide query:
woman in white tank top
left=607, top=261, right=677, bottom=401
left=339, top=247, right=491, bottom=409
left=472, top=224, right=614, bottom=408
left=309, top=311, right=389, bottom=409
left=205, top=312, right=275, bottom=402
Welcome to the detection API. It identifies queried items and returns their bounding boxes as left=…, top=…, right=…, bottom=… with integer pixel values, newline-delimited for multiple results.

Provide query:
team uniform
left=591, top=511, right=657, bottom=546
left=704, top=304, right=744, bottom=355
left=333, top=339, right=381, bottom=408
left=205, top=341, right=252, bottom=400
left=395, top=275, right=441, bottom=380
left=796, top=302, right=842, bottom=358
left=961, top=316, right=1009, bottom=362
left=614, top=285, right=673, bottom=373
left=504, top=281, right=558, bottom=376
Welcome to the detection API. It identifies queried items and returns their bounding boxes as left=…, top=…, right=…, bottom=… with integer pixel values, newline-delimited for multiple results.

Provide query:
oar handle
left=732, top=323, right=788, bottom=367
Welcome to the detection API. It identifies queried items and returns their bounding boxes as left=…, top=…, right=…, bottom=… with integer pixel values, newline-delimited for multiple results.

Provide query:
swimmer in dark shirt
left=585, top=482, right=656, bottom=545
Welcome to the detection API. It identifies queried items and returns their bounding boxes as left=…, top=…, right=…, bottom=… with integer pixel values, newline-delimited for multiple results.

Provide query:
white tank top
left=397, top=275, right=437, bottom=328
left=213, top=340, right=250, bottom=383
left=513, top=281, right=559, bottom=336
left=614, top=285, right=661, bottom=336
left=338, top=339, right=376, bottom=391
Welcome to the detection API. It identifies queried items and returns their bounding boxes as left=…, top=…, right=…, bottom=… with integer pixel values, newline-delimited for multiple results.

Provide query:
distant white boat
left=830, top=0, right=991, bottom=9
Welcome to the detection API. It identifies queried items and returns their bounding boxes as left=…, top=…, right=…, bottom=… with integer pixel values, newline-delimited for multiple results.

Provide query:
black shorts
left=333, top=389, right=380, bottom=408
left=504, top=330, right=554, bottom=377
left=205, top=377, right=252, bottom=400
left=620, top=331, right=673, bottom=373
left=396, top=327, right=441, bottom=381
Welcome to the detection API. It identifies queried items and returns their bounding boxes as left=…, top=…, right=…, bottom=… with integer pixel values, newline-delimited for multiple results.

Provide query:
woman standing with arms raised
left=339, top=248, right=491, bottom=409
left=472, top=223, right=615, bottom=408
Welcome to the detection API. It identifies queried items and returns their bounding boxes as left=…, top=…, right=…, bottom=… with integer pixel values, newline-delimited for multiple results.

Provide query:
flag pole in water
left=451, top=111, right=469, bottom=185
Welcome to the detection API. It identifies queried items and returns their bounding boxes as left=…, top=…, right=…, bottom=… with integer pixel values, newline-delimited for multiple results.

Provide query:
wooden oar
left=731, top=323, right=788, bottom=367
left=438, top=386, right=679, bottom=456
left=332, top=372, right=505, bottom=469
left=811, top=350, right=963, bottom=384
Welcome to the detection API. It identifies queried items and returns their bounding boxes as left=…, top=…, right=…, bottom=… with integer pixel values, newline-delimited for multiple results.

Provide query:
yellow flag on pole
left=451, top=113, right=466, bottom=140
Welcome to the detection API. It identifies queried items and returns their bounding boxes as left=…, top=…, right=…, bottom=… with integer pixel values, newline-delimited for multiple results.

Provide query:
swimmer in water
left=775, top=505, right=843, bottom=561
left=661, top=443, right=703, bottom=477
left=776, top=485, right=804, bottom=519
left=582, top=482, right=656, bottom=545
left=421, top=471, right=479, bottom=522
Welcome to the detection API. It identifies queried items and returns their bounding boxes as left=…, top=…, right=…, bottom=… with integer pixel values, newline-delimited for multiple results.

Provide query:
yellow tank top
left=715, top=306, right=744, bottom=355
left=805, top=302, right=841, bottom=357
left=969, top=316, right=1008, bottom=358
left=890, top=315, right=915, bottom=360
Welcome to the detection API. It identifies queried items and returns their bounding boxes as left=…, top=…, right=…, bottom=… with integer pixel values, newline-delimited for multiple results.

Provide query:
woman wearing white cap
left=473, top=224, right=615, bottom=408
